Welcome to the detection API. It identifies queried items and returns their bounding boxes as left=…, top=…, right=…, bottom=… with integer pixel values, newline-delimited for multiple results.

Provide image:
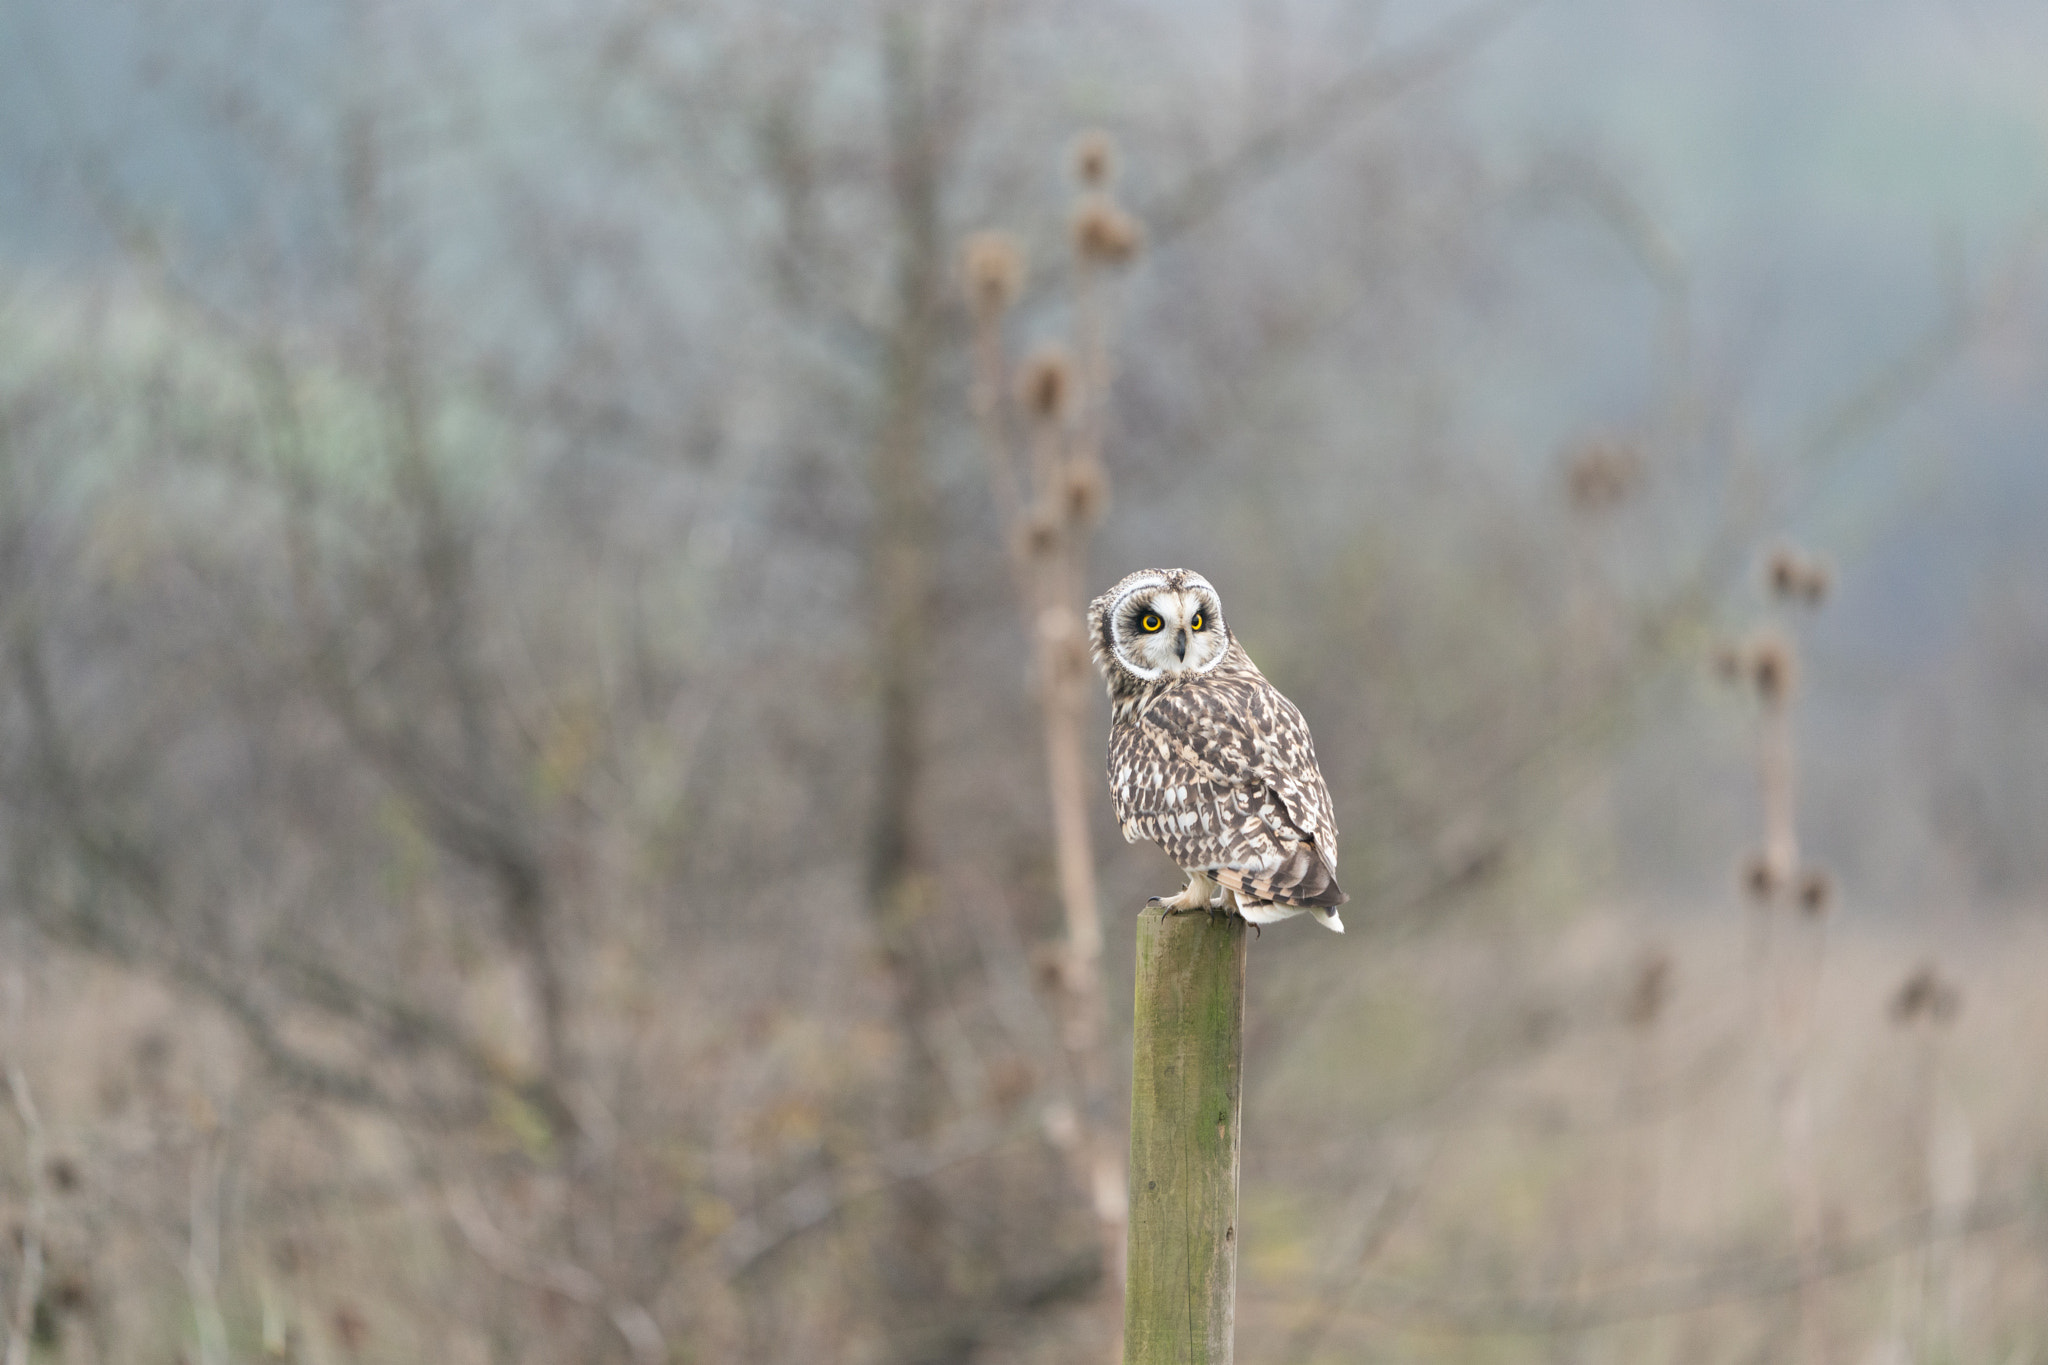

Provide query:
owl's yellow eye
left=1141, top=613, right=1163, bottom=633
left=1189, top=613, right=1204, bottom=631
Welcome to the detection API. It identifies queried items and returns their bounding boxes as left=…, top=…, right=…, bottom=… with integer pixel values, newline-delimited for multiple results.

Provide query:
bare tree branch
left=1142, top=0, right=1540, bottom=247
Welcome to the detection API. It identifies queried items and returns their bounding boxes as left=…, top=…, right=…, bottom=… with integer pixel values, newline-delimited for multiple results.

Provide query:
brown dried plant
left=1563, top=438, right=1644, bottom=514
left=1622, top=950, right=1675, bottom=1030
left=1889, top=957, right=1968, bottom=1354
left=963, top=230, right=1026, bottom=320
left=1062, top=458, right=1109, bottom=526
left=1019, top=345, right=1075, bottom=422
left=1742, top=850, right=1780, bottom=904
left=1713, top=639, right=1748, bottom=684
left=961, top=139, right=1151, bottom=1340
left=1073, top=129, right=1115, bottom=188
left=1072, top=193, right=1144, bottom=267
left=1767, top=544, right=1833, bottom=606
left=1891, top=963, right=1963, bottom=1027
left=1795, top=866, right=1833, bottom=918
left=1720, top=546, right=1838, bottom=1365
left=1747, top=630, right=1799, bottom=707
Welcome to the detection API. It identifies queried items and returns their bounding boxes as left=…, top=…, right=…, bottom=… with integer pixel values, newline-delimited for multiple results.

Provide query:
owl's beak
left=1173, top=629, right=1187, bottom=661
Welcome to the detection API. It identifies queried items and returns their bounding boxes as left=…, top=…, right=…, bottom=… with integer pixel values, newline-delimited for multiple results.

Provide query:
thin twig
left=1149, top=0, right=1539, bottom=249
left=3, top=1065, right=46, bottom=1365
left=719, top=1113, right=1029, bottom=1276
left=446, top=1183, right=667, bottom=1365
left=184, top=1135, right=231, bottom=1365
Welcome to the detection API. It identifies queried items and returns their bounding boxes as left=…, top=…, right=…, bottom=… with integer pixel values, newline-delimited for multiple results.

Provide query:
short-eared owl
left=1089, top=568, right=1347, bottom=932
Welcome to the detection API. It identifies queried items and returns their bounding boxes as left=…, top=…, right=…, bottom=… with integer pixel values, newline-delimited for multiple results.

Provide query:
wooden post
left=1123, top=905, right=1248, bottom=1365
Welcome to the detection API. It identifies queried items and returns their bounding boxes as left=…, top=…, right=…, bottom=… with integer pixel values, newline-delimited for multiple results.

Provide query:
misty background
left=0, top=0, right=2044, bottom=1361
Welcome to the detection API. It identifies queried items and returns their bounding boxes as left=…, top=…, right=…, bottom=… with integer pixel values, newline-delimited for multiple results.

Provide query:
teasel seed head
left=1796, top=557, right=1833, bottom=605
left=1018, top=346, right=1073, bottom=421
left=1062, top=458, right=1108, bottom=525
left=1623, top=949, right=1675, bottom=1030
left=1747, top=630, right=1798, bottom=705
left=1767, top=546, right=1802, bottom=600
left=962, top=231, right=1025, bottom=318
left=1019, top=504, right=1062, bottom=559
left=1891, top=963, right=1963, bottom=1026
left=1072, top=192, right=1144, bottom=266
left=1073, top=130, right=1116, bottom=188
left=1563, top=438, right=1644, bottom=513
left=1766, top=544, right=1834, bottom=606
left=1795, top=866, right=1833, bottom=917
left=1742, top=850, right=1780, bottom=903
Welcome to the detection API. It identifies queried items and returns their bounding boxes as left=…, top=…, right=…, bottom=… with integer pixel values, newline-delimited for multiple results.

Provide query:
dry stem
left=2, top=1065, right=45, bottom=1365
left=962, top=198, right=1132, bottom=1331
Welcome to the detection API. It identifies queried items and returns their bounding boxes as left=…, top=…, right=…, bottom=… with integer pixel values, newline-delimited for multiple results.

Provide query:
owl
left=1088, top=568, right=1347, bottom=932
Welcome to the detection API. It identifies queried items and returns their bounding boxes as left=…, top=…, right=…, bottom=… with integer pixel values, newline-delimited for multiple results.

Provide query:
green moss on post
left=1123, top=905, right=1248, bottom=1364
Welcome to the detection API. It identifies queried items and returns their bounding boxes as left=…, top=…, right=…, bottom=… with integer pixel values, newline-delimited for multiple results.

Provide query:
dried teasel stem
left=1018, top=347, right=1078, bottom=566
left=1067, top=184, right=1138, bottom=550
left=1753, top=637, right=1799, bottom=892
left=1888, top=958, right=1966, bottom=1356
left=1727, top=607, right=1828, bottom=1365
left=964, top=233, right=1029, bottom=551
left=1739, top=848, right=1779, bottom=984
left=1621, top=947, right=1676, bottom=1260
left=961, top=156, right=1143, bottom=1337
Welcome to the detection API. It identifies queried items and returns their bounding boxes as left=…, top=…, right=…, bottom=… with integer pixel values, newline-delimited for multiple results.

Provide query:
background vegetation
left=1, top=1, right=2046, bottom=1361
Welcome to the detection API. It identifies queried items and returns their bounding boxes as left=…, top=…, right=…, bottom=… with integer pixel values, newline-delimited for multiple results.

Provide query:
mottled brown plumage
left=1088, top=568, right=1347, bottom=931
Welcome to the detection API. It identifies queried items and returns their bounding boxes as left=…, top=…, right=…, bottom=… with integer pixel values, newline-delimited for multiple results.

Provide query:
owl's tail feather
left=1213, top=842, right=1347, bottom=910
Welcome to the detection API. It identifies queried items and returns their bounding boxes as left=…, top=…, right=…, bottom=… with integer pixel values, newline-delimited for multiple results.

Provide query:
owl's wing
left=1110, top=670, right=1344, bottom=906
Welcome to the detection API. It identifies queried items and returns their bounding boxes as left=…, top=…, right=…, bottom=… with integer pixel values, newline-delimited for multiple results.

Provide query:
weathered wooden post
left=1123, top=905, right=1249, bottom=1364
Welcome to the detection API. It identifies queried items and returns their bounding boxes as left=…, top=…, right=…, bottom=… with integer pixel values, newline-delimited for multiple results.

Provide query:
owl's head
left=1088, top=568, right=1231, bottom=688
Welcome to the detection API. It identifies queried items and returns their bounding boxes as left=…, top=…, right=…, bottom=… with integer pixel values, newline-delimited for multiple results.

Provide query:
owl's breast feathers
left=1107, top=647, right=1346, bottom=909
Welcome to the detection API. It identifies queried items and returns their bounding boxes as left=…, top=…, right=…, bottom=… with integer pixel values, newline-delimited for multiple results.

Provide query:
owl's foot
left=1150, top=872, right=1217, bottom=914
